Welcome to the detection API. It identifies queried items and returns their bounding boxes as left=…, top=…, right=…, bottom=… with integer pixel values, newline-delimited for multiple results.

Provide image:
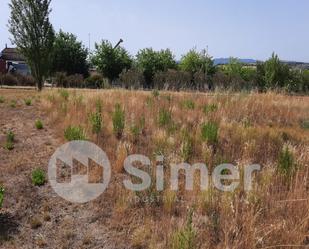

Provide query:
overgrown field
left=1, top=89, right=309, bottom=248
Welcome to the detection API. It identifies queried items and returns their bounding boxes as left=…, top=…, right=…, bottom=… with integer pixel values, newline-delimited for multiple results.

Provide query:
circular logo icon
left=48, top=141, right=111, bottom=203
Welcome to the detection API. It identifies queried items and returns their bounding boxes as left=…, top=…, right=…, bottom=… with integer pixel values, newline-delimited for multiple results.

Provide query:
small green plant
left=0, top=96, right=5, bottom=103
left=0, top=186, right=4, bottom=208
left=152, top=89, right=160, bottom=98
left=181, top=130, right=194, bottom=162
left=64, top=126, right=86, bottom=141
left=171, top=209, right=197, bottom=249
left=278, top=147, right=295, bottom=176
left=35, top=119, right=44, bottom=130
left=59, top=89, right=69, bottom=100
left=203, top=103, right=218, bottom=114
left=4, top=131, right=15, bottom=150
left=301, top=120, right=309, bottom=130
left=112, top=103, right=125, bottom=138
left=182, top=99, right=195, bottom=110
left=158, top=108, right=172, bottom=127
left=24, top=98, right=32, bottom=106
left=89, top=111, right=102, bottom=135
left=31, top=169, right=46, bottom=186
left=95, top=99, right=103, bottom=113
left=201, top=122, right=219, bottom=144
left=10, top=100, right=17, bottom=108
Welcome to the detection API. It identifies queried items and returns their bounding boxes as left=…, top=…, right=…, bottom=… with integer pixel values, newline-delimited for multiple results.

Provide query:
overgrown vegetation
left=4, top=130, right=15, bottom=150
left=112, top=103, right=125, bottom=138
left=31, top=169, right=46, bottom=186
left=64, top=126, right=86, bottom=141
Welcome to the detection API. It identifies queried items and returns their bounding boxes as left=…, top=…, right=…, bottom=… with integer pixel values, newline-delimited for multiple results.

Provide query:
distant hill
left=214, top=58, right=257, bottom=65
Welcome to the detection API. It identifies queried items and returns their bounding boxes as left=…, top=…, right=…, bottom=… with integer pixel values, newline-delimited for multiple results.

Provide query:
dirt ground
left=0, top=90, right=127, bottom=249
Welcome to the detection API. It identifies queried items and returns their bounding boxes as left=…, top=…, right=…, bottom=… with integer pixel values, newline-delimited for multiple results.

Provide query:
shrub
left=300, top=120, right=309, bottom=130
left=4, top=131, right=15, bottom=150
left=203, top=103, right=218, bottom=114
left=278, top=147, right=295, bottom=176
left=154, top=69, right=191, bottom=90
left=0, top=96, right=5, bottom=103
left=182, top=99, right=195, bottom=110
left=24, top=98, right=32, bottom=106
left=59, top=89, right=69, bottom=100
left=53, top=72, right=68, bottom=87
left=15, top=74, right=36, bottom=86
left=112, top=103, right=125, bottom=138
left=171, top=209, right=197, bottom=249
left=35, top=119, right=44, bottom=130
left=66, top=74, right=84, bottom=88
left=0, top=186, right=4, bottom=208
left=85, top=74, right=104, bottom=88
left=0, top=73, right=18, bottom=86
left=152, top=89, right=160, bottom=98
left=64, top=126, right=86, bottom=141
left=201, top=122, right=219, bottom=144
left=31, top=169, right=46, bottom=186
left=119, top=68, right=144, bottom=89
left=10, top=100, right=17, bottom=108
left=181, top=130, right=194, bottom=162
left=89, top=111, right=102, bottom=135
left=158, top=108, right=172, bottom=127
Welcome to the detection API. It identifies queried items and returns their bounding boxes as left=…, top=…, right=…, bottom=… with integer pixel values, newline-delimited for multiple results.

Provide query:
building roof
left=0, top=47, right=25, bottom=62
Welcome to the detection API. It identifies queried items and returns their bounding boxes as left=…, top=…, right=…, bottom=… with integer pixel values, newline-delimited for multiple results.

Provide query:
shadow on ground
left=0, top=212, right=19, bottom=241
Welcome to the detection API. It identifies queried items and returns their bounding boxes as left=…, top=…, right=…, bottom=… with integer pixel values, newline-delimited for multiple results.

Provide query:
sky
left=1, top=0, right=309, bottom=62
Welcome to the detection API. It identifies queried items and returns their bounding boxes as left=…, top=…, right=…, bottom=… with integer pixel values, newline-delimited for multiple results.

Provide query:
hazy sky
left=1, top=0, right=309, bottom=61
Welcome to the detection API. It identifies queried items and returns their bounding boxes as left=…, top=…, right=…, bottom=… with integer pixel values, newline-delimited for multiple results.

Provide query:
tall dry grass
left=40, top=89, right=309, bottom=248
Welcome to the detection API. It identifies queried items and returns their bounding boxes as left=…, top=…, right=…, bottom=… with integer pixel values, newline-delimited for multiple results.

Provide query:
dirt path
left=0, top=90, right=124, bottom=249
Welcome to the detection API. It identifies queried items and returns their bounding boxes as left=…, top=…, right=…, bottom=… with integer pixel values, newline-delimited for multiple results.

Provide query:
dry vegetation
left=1, top=88, right=309, bottom=248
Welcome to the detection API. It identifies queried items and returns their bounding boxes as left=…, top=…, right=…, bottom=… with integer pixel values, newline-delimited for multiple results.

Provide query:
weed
left=278, top=147, right=295, bottom=176
left=201, top=122, right=219, bottom=144
left=0, top=96, right=5, bottom=103
left=4, top=141, right=14, bottom=151
left=89, top=111, right=102, bottom=134
left=24, top=98, right=32, bottom=106
left=64, top=126, right=86, bottom=141
left=35, top=119, right=44, bottom=130
left=30, top=217, right=42, bottom=229
left=158, top=108, right=172, bottom=127
left=32, top=169, right=46, bottom=186
left=0, top=186, right=4, bottom=208
left=203, top=103, right=218, bottom=114
left=182, top=99, right=195, bottom=110
left=10, top=100, right=16, bottom=108
left=4, top=131, right=15, bottom=150
left=95, top=99, right=102, bottom=113
left=181, top=130, right=194, bottom=161
left=301, top=120, right=309, bottom=130
left=152, top=89, right=160, bottom=98
left=59, top=89, right=69, bottom=100
left=171, top=209, right=197, bottom=249
left=112, top=103, right=125, bottom=138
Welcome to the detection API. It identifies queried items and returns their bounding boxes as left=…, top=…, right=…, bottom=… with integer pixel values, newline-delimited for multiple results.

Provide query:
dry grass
left=1, top=88, right=309, bottom=248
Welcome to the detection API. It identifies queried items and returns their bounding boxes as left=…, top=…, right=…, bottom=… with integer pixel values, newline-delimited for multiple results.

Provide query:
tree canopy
left=8, top=0, right=55, bottom=90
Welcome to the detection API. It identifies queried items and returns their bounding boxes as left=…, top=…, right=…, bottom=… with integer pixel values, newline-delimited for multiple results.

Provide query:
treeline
left=51, top=35, right=309, bottom=93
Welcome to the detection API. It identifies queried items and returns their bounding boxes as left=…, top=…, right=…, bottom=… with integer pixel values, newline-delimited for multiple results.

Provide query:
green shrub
left=10, top=100, right=17, bottom=108
left=0, top=186, right=4, bottom=208
left=182, top=99, right=195, bottom=110
left=181, top=130, right=193, bottom=162
left=24, top=98, right=32, bottom=106
left=152, top=89, right=160, bottom=98
left=32, top=169, right=46, bottom=186
left=6, top=131, right=15, bottom=143
left=89, top=111, right=102, bottom=134
left=64, top=126, right=86, bottom=141
left=35, top=119, right=44, bottom=130
left=203, top=103, right=218, bottom=114
left=278, top=147, right=295, bottom=176
left=59, top=89, right=69, bottom=100
left=300, top=120, right=309, bottom=130
left=112, top=103, right=125, bottom=138
left=158, top=108, right=172, bottom=127
left=4, top=141, right=14, bottom=151
left=201, top=122, right=219, bottom=144
left=0, top=96, right=5, bottom=103
left=171, top=209, right=197, bottom=249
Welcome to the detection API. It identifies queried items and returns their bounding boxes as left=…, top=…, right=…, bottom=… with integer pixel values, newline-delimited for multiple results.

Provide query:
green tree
left=8, top=0, right=55, bottom=91
left=52, top=30, right=89, bottom=77
left=91, top=40, right=132, bottom=83
left=136, top=48, right=177, bottom=87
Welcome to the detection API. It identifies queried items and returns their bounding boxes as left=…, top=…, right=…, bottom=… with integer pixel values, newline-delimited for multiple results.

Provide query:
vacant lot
left=0, top=89, right=309, bottom=249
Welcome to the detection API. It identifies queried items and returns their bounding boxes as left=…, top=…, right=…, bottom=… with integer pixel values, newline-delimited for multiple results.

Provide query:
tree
left=91, top=40, right=132, bottom=83
left=52, top=30, right=89, bottom=77
left=136, top=48, right=177, bottom=87
left=8, top=0, right=55, bottom=91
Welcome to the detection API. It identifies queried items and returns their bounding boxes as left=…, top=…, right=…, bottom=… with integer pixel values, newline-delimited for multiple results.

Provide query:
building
left=0, top=46, right=30, bottom=75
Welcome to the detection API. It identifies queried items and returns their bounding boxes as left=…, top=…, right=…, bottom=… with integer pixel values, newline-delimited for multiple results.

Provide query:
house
left=0, top=45, right=30, bottom=75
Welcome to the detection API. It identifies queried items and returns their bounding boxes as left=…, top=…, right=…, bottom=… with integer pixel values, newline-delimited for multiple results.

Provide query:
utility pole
left=113, top=39, right=123, bottom=50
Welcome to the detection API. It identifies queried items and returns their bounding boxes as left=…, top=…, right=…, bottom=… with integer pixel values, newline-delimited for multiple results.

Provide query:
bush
left=0, top=73, right=18, bottom=86
left=64, top=126, right=86, bottom=141
left=24, top=98, right=32, bottom=106
left=35, top=119, right=44, bottom=130
left=53, top=72, right=68, bottom=87
left=89, top=111, right=102, bottom=135
left=66, top=74, right=84, bottom=88
left=112, top=103, right=125, bottom=138
left=158, top=108, right=172, bottom=127
left=181, top=130, right=194, bottom=162
left=182, top=99, right=195, bottom=110
left=278, top=147, right=295, bottom=176
left=300, top=120, right=309, bottom=130
left=58, top=89, right=69, bottom=100
left=7, top=131, right=15, bottom=143
left=85, top=74, right=104, bottom=88
left=10, top=100, right=17, bottom=108
left=0, top=186, right=4, bottom=208
left=32, top=169, right=46, bottom=186
left=153, top=69, right=191, bottom=90
left=0, top=96, right=5, bottom=103
left=152, top=89, right=160, bottom=98
left=15, top=74, right=36, bottom=86
left=119, top=68, right=144, bottom=89
left=203, top=103, right=218, bottom=114
left=201, top=122, right=219, bottom=144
